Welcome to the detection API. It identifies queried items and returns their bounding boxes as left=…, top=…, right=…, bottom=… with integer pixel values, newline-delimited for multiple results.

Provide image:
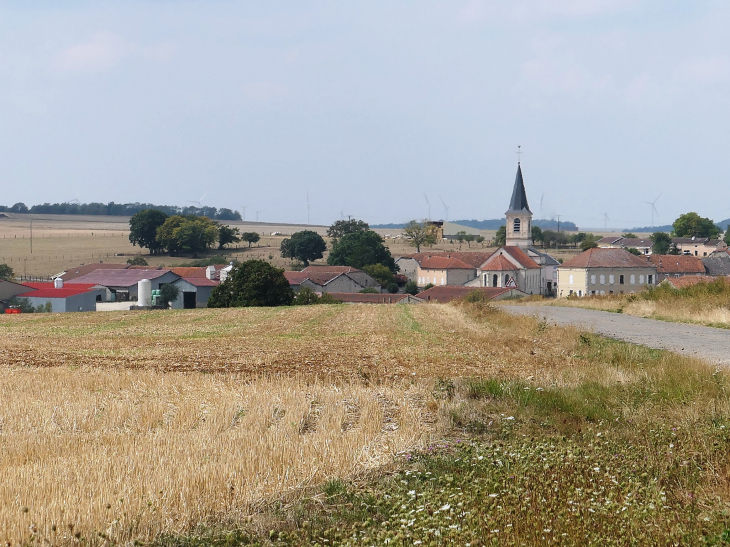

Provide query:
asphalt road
left=502, top=305, right=730, bottom=367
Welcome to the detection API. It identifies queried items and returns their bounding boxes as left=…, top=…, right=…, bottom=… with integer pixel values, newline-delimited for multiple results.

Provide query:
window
left=492, top=274, right=498, bottom=287
left=648, top=274, right=653, bottom=284
left=591, top=275, right=596, bottom=284
left=639, top=275, right=644, bottom=284
left=591, top=290, right=596, bottom=295
left=505, top=274, right=510, bottom=286
left=600, top=275, right=605, bottom=284
left=619, top=274, right=624, bottom=285
left=630, top=275, right=635, bottom=284
left=513, top=218, right=521, bottom=233
left=609, top=275, right=615, bottom=284
left=578, top=290, right=583, bottom=296
left=569, top=274, right=574, bottom=284
left=569, top=290, right=573, bottom=295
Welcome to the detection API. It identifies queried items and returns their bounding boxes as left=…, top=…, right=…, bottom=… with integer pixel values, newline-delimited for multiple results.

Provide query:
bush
left=404, top=280, right=419, bottom=295
left=293, top=287, right=320, bottom=306
left=127, top=257, right=149, bottom=266
left=423, top=283, right=435, bottom=291
left=386, top=283, right=399, bottom=294
left=159, top=284, right=180, bottom=306
left=208, top=260, right=294, bottom=308
left=0, top=263, right=14, bottom=281
left=359, top=287, right=379, bottom=294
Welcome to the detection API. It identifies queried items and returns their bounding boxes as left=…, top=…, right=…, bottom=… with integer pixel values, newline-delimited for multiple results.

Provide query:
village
left=2, top=162, right=729, bottom=313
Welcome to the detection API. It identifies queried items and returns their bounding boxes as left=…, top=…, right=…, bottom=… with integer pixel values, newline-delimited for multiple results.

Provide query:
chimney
left=206, top=265, right=215, bottom=280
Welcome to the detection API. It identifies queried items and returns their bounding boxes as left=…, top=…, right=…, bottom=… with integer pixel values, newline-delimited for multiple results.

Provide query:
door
left=183, top=292, right=196, bottom=309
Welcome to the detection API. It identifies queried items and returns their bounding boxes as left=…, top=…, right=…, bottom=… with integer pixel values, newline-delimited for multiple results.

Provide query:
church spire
left=507, top=163, right=531, bottom=214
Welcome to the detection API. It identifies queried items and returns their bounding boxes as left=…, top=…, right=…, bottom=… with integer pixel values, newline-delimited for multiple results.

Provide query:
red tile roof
left=328, top=293, right=414, bottom=304
left=284, top=272, right=308, bottom=285
left=402, top=252, right=492, bottom=268
left=663, top=276, right=719, bottom=289
left=560, top=248, right=653, bottom=269
left=171, top=266, right=223, bottom=278
left=302, top=265, right=363, bottom=274
left=480, top=254, right=517, bottom=271
left=180, top=277, right=218, bottom=287
left=418, top=256, right=474, bottom=270
left=648, top=255, right=706, bottom=274
left=501, top=246, right=541, bottom=269
left=18, top=283, right=100, bottom=298
left=418, top=286, right=520, bottom=303
left=67, top=269, right=176, bottom=286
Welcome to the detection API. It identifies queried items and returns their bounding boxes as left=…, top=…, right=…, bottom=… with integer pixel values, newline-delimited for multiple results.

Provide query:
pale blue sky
left=1, top=1, right=728, bottom=228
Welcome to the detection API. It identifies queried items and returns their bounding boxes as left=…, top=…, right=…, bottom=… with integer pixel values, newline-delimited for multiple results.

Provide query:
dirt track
left=503, top=305, right=730, bottom=367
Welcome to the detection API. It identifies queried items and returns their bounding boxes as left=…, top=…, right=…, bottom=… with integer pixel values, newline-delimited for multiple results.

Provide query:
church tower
left=505, top=163, right=533, bottom=247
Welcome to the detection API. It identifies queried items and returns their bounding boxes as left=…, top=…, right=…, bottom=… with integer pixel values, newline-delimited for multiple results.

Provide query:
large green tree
left=327, top=218, right=369, bottom=243
left=156, top=215, right=219, bottom=255
left=403, top=220, right=437, bottom=252
left=672, top=212, right=720, bottom=239
left=208, top=260, right=294, bottom=307
left=327, top=230, right=397, bottom=272
left=242, top=232, right=260, bottom=247
left=217, top=224, right=241, bottom=249
left=280, top=230, right=327, bottom=266
left=651, top=232, right=672, bottom=254
left=0, top=263, right=14, bottom=281
left=129, top=209, right=169, bottom=255
left=494, top=226, right=506, bottom=246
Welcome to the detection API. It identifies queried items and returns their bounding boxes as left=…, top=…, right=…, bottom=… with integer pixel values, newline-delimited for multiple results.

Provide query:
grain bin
left=138, top=279, right=152, bottom=307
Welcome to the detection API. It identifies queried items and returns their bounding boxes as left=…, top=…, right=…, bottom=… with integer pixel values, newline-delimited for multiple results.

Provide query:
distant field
left=2, top=303, right=730, bottom=545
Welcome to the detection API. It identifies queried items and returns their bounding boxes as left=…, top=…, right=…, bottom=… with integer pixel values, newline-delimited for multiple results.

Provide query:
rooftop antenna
left=642, top=194, right=661, bottom=228
left=423, top=193, right=431, bottom=220
left=256, top=210, right=262, bottom=222
left=604, top=213, right=610, bottom=230
left=238, top=205, right=248, bottom=221
left=188, top=191, right=208, bottom=208
left=439, top=195, right=449, bottom=221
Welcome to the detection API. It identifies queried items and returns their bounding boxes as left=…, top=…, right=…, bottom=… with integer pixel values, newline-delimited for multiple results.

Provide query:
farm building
left=171, top=277, right=219, bottom=309
left=417, top=286, right=526, bottom=303
left=284, top=266, right=379, bottom=294
left=16, top=282, right=104, bottom=312
left=0, top=280, right=35, bottom=312
left=66, top=269, right=181, bottom=302
left=328, top=293, right=423, bottom=304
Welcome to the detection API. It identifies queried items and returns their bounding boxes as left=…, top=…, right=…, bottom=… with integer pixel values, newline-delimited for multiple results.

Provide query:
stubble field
left=3, top=302, right=730, bottom=546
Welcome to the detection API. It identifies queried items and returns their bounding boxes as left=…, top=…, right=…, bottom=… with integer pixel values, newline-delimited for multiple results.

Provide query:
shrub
left=386, top=283, right=399, bottom=294
left=404, top=280, right=419, bottom=295
left=359, top=287, right=379, bottom=294
left=159, top=284, right=180, bottom=306
left=127, top=257, right=149, bottom=266
left=423, top=283, right=435, bottom=291
left=293, top=287, right=320, bottom=306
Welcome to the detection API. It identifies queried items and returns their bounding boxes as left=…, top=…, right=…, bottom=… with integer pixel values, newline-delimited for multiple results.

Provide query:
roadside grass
left=513, top=277, right=730, bottom=328
left=5, top=302, right=730, bottom=546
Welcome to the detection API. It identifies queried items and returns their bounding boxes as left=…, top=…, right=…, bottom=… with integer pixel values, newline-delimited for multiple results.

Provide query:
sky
left=1, top=0, right=729, bottom=229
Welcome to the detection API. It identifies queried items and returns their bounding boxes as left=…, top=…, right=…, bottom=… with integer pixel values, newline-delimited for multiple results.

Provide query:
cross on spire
left=517, top=145, right=522, bottom=164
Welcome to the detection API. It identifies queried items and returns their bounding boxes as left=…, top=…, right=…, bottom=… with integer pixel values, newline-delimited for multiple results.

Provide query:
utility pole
left=30, top=220, right=33, bottom=254
left=557, top=215, right=561, bottom=234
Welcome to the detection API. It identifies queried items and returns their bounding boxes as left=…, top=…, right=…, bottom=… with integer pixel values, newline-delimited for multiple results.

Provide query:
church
left=464, top=163, right=559, bottom=296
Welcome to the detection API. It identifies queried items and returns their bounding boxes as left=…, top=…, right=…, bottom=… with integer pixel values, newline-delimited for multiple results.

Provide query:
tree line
left=0, top=201, right=241, bottom=220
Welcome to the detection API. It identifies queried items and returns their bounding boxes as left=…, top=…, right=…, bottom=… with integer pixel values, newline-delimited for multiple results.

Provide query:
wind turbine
left=188, top=191, right=208, bottom=208
left=604, top=213, right=610, bottom=231
left=439, top=195, right=449, bottom=221
left=642, top=194, right=661, bottom=228
left=306, top=192, right=310, bottom=225
left=540, top=193, right=545, bottom=216
left=238, top=205, right=247, bottom=221
left=423, top=193, right=431, bottom=220
left=256, top=210, right=262, bottom=222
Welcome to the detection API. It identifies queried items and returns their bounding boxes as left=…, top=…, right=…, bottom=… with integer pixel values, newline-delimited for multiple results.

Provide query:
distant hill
left=372, top=218, right=579, bottom=231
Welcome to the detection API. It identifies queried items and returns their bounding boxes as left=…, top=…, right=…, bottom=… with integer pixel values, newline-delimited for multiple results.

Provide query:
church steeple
left=505, top=162, right=533, bottom=247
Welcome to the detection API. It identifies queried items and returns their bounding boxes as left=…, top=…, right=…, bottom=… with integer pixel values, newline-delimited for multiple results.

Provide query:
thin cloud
left=241, top=81, right=289, bottom=101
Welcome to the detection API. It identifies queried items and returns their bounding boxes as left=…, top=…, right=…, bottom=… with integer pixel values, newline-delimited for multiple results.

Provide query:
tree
left=569, top=232, right=588, bottom=245
left=242, top=232, right=260, bottom=247
left=403, top=220, right=437, bottom=252
left=280, top=230, right=327, bottom=266
left=651, top=232, right=672, bottom=254
left=387, top=283, right=399, bottom=294
left=327, top=219, right=369, bottom=242
left=0, top=264, right=14, bottom=281
left=725, top=229, right=730, bottom=246
left=218, top=224, right=241, bottom=249
left=359, top=287, right=380, bottom=294
left=404, top=280, right=419, bottom=295
left=622, top=232, right=638, bottom=238
left=475, top=235, right=485, bottom=245
left=127, top=257, right=149, bottom=266
left=327, top=230, right=397, bottom=272
left=362, top=264, right=394, bottom=286
left=456, top=230, right=466, bottom=246
left=580, top=234, right=599, bottom=252
left=672, top=212, right=720, bottom=239
left=208, top=260, right=294, bottom=307
left=494, top=226, right=506, bottom=246
left=156, top=215, right=219, bottom=255
left=626, top=247, right=641, bottom=256
left=293, top=287, right=320, bottom=306
left=159, top=284, right=180, bottom=306
left=129, top=209, right=169, bottom=255
left=10, top=202, right=28, bottom=213
left=531, top=225, right=544, bottom=244
left=464, top=234, right=475, bottom=247
left=542, top=230, right=567, bottom=248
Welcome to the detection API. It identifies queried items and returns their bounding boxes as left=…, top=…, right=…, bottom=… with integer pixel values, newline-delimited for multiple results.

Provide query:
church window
left=492, top=274, right=498, bottom=287
left=504, top=274, right=510, bottom=286
left=513, top=218, right=521, bottom=233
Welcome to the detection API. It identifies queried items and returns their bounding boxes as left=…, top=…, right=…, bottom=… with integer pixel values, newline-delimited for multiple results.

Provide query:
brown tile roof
left=59, top=263, right=127, bottom=281
left=417, top=286, right=518, bottom=303
left=403, top=252, right=492, bottom=268
left=171, top=267, right=210, bottom=278
left=480, top=254, right=517, bottom=272
left=284, top=271, right=358, bottom=287
left=663, top=276, right=712, bottom=289
left=560, top=248, right=654, bottom=269
left=302, top=265, right=363, bottom=274
left=648, top=255, right=706, bottom=274
left=419, top=256, right=474, bottom=270
left=479, top=247, right=540, bottom=270
left=67, top=269, right=177, bottom=286
left=284, top=271, right=308, bottom=285
left=180, top=277, right=218, bottom=287
left=328, top=293, right=414, bottom=304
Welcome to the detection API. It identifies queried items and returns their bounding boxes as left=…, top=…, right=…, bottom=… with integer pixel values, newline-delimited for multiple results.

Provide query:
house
left=66, top=269, right=181, bottom=302
left=16, top=282, right=104, bottom=312
left=395, top=252, right=490, bottom=286
left=661, top=276, right=713, bottom=290
left=673, top=237, right=728, bottom=257
left=418, top=286, right=526, bottom=303
left=557, top=248, right=657, bottom=297
left=702, top=254, right=730, bottom=277
left=328, top=293, right=423, bottom=304
left=284, top=266, right=378, bottom=294
left=0, top=279, right=36, bottom=311
left=464, top=246, right=544, bottom=295
left=171, top=277, right=219, bottom=309
left=597, top=237, right=654, bottom=255
left=647, top=255, right=706, bottom=281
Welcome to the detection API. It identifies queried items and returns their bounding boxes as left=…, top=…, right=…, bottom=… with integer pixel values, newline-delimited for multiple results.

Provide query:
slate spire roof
left=506, top=163, right=531, bottom=214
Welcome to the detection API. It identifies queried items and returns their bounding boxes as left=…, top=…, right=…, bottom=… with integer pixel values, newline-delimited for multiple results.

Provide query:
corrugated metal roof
left=18, top=283, right=99, bottom=298
left=59, top=263, right=128, bottom=281
left=67, top=269, right=176, bottom=286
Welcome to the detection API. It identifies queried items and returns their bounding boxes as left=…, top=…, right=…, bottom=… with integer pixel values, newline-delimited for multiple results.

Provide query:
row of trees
left=128, top=209, right=260, bottom=255
left=1, top=202, right=241, bottom=220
